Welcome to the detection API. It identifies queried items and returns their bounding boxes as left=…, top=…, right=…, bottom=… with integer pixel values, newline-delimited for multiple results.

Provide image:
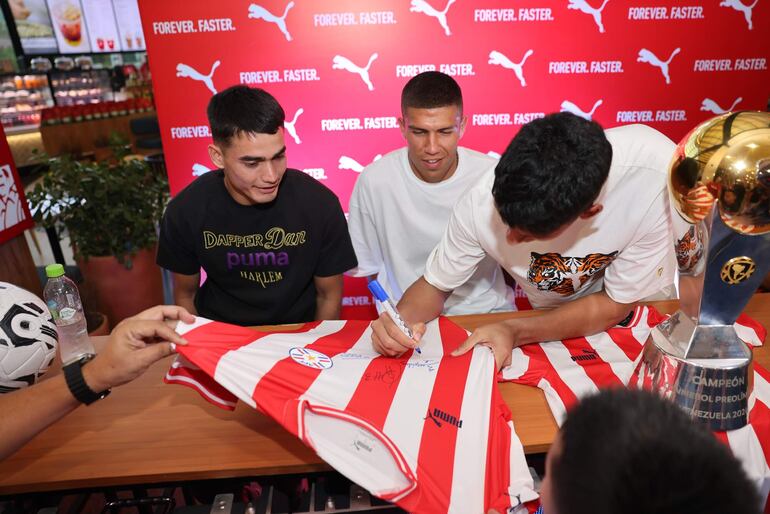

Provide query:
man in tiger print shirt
left=370, top=113, right=678, bottom=368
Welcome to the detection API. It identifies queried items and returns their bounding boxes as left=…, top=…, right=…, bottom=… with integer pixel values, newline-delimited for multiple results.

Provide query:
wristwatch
left=63, top=354, right=111, bottom=405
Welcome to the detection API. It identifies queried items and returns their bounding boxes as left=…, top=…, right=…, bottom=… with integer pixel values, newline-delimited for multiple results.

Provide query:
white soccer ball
left=0, top=282, right=58, bottom=393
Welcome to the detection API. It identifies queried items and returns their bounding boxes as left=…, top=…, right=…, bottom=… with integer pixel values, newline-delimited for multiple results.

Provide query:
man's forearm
left=396, top=277, right=451, bottom=326
left=509, top=291, right=636, bottom=346
left=0, top=375, right=79, bottom=460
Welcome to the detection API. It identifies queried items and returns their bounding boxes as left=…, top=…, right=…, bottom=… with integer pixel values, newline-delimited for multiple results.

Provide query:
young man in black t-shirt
left=157, top=86, right=357, bottom=326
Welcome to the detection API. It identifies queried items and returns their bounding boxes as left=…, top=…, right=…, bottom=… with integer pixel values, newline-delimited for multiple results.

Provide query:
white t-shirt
left=424, top=124, right=678, bottom=308
left=348, top=147, right=514, bottom=315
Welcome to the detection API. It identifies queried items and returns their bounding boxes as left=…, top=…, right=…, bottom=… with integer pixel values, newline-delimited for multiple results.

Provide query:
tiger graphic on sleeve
left=675, top=225, right=704, bottom=273
left=527, top=251, right=619, bottom=296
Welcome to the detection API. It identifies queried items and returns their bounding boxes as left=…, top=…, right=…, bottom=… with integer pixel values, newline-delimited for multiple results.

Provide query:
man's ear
left=458, top=115, right=467, bottom=139
left=579, top=204, right=604, bottom=219
left=208, top=143, right=225, bottom=169
left=398, top=116, right=407, bottom=139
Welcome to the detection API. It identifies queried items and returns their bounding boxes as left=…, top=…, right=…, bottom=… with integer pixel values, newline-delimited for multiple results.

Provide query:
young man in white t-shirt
left=371, top=113, right=677, bottom=367
left=347, top=72, right=513, bottom=315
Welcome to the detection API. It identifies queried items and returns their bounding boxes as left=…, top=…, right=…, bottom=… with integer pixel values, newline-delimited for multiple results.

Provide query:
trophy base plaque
left=634, top=311, right=753, bottom=431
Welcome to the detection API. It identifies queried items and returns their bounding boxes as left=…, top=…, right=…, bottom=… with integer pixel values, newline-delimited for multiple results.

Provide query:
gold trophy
left=634, top=111, right=770, bottom=431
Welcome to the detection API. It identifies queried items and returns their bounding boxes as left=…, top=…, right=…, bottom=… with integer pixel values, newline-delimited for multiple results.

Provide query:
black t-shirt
left=157, top=169, right=357, bottom=326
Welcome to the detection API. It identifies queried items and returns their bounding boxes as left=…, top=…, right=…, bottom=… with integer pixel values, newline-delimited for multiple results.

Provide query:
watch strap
left=63, top=355, right=111, bottom=405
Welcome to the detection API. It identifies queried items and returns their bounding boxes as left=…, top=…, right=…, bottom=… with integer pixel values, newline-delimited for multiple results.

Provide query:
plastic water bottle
left=43, top=263, right=95, bottom=364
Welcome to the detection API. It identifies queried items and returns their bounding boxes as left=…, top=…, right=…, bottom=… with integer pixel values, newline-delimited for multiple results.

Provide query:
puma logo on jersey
left=528, top=251, right=618, bottom=296
left=425, top=407, right=463, bottom=428
left=352, top=439, right=374, bottom=452
left=570, top=349, right=599, bottom=362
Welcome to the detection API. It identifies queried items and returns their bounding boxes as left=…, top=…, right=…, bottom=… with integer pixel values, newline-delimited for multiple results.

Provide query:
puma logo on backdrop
left=719, top=0, right=759, bottom=29
left=332, top=53, right=379, bottom=91
left=637, top=48, right=680, bottom=84
left=701, top=97, right=742, bottom=115
left=176, top=61, right=220, bottom=95
left=488, top=49, right=534, bottom=87
left=560, top=99, right=603, bottom=121
left=338, top=154, right=382, bottom=173
left=247, top=2, right=295, bottom=41
left=410, top=0, right=457, bottom=36
left=568, top=0, right=610, bottom=33
left=192, top=163, right=211, bottom=177
left=284, top=108, right=303, bottom=144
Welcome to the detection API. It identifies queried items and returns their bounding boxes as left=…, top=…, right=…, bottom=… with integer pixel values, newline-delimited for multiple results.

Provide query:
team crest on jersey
left=527, top=251, right=618, bottom=296
left=289, top=347, right=333, bottom=369
left=675, top=225, right=704, bottom=272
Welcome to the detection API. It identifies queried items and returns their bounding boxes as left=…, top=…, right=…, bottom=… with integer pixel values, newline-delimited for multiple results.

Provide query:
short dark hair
left=551, top=389, right=761, bottom=514
left=492, top=112, right=612, bottom=236
left=401, top=71, right=463, bottom=114
left=207, top=85, right=285, bottom=145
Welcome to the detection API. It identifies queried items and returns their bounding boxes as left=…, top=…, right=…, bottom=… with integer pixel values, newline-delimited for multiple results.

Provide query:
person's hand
left=451, top=321, right=517, bottom=370
left=82, top=319, right=188, bottom=392
left=371, top=312, right=426, bottom=357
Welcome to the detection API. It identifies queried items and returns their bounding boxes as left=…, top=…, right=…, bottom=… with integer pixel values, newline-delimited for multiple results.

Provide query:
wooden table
left=1, top=294, right=768, bottom=495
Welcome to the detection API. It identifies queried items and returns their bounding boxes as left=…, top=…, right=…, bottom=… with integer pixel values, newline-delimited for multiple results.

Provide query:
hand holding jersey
left=0, top=304, right=193, bottom=461
left=372, top=114, right=677, bottom=360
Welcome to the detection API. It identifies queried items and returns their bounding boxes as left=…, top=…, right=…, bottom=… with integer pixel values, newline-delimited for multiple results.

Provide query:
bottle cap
left=45, top=263, right=65, bottom=278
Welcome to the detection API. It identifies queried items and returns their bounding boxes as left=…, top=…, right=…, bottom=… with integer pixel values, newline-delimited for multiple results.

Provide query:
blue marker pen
left=367, top=279, right=421, bottom=354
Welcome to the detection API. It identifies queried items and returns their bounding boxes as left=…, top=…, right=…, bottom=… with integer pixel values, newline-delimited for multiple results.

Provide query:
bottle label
left=59, top=307, right=76, bottom=320
left=46, top=300, right=60, bottom=320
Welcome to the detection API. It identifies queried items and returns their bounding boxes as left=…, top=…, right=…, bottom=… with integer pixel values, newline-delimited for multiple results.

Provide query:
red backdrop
left=0, top=125, right=33, bottom=245
left=138, top=0, right=769, bottom=318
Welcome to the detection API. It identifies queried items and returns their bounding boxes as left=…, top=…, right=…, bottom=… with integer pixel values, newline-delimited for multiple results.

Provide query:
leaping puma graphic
left=700, top=97, right=742, bottom=115
left=410, top=0, right=457, bottom=36
left=284, top=108, right=304, bottom=144
left=568, top=0, right=610, bottom=33
left=332, top=53, right=379, bottom=91
left=637, top=48, right=680, bottom=84
left=176, top=61, right=220, bottom=94
left=719, top=0, right=759, bottom=29
left=560, top=99, right=603, bottom=121
left=247, top=2, right=295, bottom=41
left=488, top=49, right=534, bottom=87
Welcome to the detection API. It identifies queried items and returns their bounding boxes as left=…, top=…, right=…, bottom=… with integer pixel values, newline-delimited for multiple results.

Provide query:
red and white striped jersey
left=165, top=316, right=537, bottom=514
left=499, top=305, right=769, bottom=509
left=500, top=306, right=765, bottom=425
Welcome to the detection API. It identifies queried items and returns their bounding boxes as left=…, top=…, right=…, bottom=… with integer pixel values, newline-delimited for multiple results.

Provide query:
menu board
left=81, top=0, right=119, bottom=52
left=10, top=0, right=58, bottom=54
left=10, top=0, right=145, bottom=55
left=45, top=0, right=91, bottom=53
left=112, top=0, right=145, bottom=51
